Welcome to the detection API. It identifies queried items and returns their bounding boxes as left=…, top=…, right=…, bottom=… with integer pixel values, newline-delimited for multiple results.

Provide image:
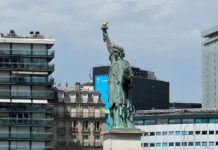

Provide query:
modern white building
left=0, top=30, right=55, bottom=150
left=134, top=108, right=218, bottom=150
left=202, top=25, right=218, bottom=108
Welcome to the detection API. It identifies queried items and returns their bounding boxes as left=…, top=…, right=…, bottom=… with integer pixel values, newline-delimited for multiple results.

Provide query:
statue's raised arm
left=101, top=21, right=113, bottom=55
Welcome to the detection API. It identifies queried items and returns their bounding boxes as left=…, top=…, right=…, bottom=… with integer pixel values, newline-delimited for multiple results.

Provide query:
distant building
left=0, top=30, right=54, bottom=150
left=51, top=82, right=106, bottom=150
left=93, top=66, right=169, bottom=111
left=202, top=25, right=218, bottom=108
left=170, top=102, right=202, bottom=109
left=134, top=108, right=218, bottom=150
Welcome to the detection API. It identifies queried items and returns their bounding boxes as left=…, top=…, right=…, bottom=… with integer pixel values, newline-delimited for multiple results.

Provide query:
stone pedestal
left=102, top=129, right=142, bottom=150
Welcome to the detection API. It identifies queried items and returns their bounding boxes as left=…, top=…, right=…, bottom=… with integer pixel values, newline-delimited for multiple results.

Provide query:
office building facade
left=93, top=66, right=169, bottom=111
left=202, top=25, right=218, bottom=108
left=52, top=82, right=106, bottom=150
left=134, top=108, right=218, bottom=150
left=0, top=30, right=55, bottom=150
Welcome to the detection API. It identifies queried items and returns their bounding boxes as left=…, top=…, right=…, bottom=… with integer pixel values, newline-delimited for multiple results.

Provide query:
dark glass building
left=93, top=66, right=169, bottom=111
left=0, top=30, right=54, bottom=150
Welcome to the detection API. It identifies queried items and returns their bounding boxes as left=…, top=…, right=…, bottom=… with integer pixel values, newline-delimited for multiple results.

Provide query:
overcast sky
left=1, top=0, right=218, bottom=103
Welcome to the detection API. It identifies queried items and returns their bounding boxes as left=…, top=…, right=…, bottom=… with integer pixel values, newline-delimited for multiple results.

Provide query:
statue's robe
left=108, top=59, right=133, bottom=117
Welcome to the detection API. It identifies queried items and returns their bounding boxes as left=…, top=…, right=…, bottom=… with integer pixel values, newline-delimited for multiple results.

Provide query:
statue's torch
left=101, top=21, right=108, bottom=42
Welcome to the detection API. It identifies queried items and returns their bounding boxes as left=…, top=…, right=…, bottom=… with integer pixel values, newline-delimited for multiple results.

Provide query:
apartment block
left=0, top=30, right=55, bottom=150
left=52, top=82, right=106, bottom=150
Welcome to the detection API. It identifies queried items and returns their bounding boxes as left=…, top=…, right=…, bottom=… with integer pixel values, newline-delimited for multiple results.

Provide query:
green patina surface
left=101, top=23, right=134, bottom=129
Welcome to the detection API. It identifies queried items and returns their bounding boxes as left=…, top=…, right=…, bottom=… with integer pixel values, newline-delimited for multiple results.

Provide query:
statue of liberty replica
left=101, top=22, right=134, bottom=129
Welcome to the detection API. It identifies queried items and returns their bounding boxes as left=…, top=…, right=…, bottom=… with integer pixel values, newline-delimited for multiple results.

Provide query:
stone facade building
left=51, top=82, right=106, bottom=150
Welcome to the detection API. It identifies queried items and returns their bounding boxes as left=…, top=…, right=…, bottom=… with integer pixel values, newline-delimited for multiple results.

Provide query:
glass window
left=134, top=120, right=143, bottom=125
left=202, top=142, right=207, bottom=146
left=182, top=118, right=194, bottom=124
left=156, top=143, right=161, bottom=147
left=157, top=119, right=168, bottom=124
left=94, top=135, right=100, bottom=146
left=162, top=143, right=167, bottom=147
left=209, top=118, right=218, bottom=123
left=162, top=131, right=167, bottom=135
left=209, top=142, right=214, bottom=146
left=182, top=142, right=187, bottom=146
left=150, top=143, right=155, bottom=147
left=196, top=118, right=208, bottom=123
left=144, top=143, right=149, bottom=147
left=83, top=135, right=89, bottom=146
left=94, top=121, right=100, bottom=131
left=169, top=119, right=181, bottom=124
left=92, top=94, right=99, bottom=103
left=144, top=120, right=156, bottom=125
left=70, top=135, right=76, bottom=144
left=182, top=131, right=187, bottom=135
left=202, top=131, right=207, bottom=135
left=58, top=121, right=65, bottom=128
left=156, top=132, right=161, bottom=136
left=209, top=131, right=214, bottom=134
left=58, top=92, right=64, bottom=102
left=195, top=142, right=200, bottom=146
left=83, top=121, right=88, bottom=131
left=144, top=132, right=149, bottom=136
left=69, top=93, right=76, bottom=103
left=175, top=142, right=180, bottom=146
left=188, top=131, right=193, bottom=135
left=150, top=132, right=155, bottom=136
left=32, top=76, right=46, bottom=83
left=83, top=107, right=88, bottom=118
left=195, top=131, right=201, bottom=135
left=169, top=142, right=174, bottom=146
left=175, top=131, right=180, bottom=135
left=189, top=142, right=194, bottom=146
left=82, top=93, right=88, bottom=103
left=169, top=131, right=174, bottom=135
left=58, top=136, right=65, bottom=145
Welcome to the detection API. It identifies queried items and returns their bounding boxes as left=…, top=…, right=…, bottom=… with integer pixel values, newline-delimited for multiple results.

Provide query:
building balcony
left=0, top=132, right=53, bottom=141
left=0, top=50, right=54, bottom=59
left=0, top=76, right=54, bottom=85
left=0, top=91, right=54, bottom=99
left=54, top=112, right=106, bottom=119
left=0, top=104, right=53, bottom=113
left=0, top=118, right=53, bottom=127
left=0, top=147, right=53, bottom=150
left=0, top=63, right=54, bottom=72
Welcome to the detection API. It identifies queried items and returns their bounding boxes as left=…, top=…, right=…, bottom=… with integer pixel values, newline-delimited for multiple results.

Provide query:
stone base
left=102, top=129, right=143, bottom=150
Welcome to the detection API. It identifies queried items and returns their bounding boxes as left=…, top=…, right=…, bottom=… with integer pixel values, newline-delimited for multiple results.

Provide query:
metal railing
left=56, top=112, right=106, bottom=118
left=0, top=76, right=54, bottom=84
left=0, top=62, right=54, bottom=71
left=0, top=50, right=54, bottom=57
left=0, top=90, right=54, bottom=99
left=0, top=104, right=53, bottom=113
left=0, top=118, right=53, bottom=127
left=0, top=132, right=53, bottom=140
left=0, top=147, right=53, bottom=150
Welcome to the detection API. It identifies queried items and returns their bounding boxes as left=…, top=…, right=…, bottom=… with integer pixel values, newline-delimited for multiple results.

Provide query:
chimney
left=75, top=82, right=80, bottom=91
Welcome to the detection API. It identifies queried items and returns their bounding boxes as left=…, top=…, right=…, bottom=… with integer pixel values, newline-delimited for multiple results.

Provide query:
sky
left=0, top=0, right=218, bottom=103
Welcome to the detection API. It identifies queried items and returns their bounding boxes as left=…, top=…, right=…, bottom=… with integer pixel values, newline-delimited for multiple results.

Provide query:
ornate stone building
left=51, top=82, right=106, bottom=150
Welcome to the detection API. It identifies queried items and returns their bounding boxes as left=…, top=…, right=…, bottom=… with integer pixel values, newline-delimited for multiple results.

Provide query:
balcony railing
left=0, top=76, right=54, bottom=85
left=0, top=104, right=53, bottom=113
left=0, top=62, right=54, bottom=72
left=0, top=132, right=53, bottom=140
left=56, top=112, right=106, bottom=118
left=0, top=118, right=53, bottom=127
left=0, top=50, right=54, bottom=57
left=0, top=90, right=54, bottom=99
left=0, top=147, right=53, bottom=150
